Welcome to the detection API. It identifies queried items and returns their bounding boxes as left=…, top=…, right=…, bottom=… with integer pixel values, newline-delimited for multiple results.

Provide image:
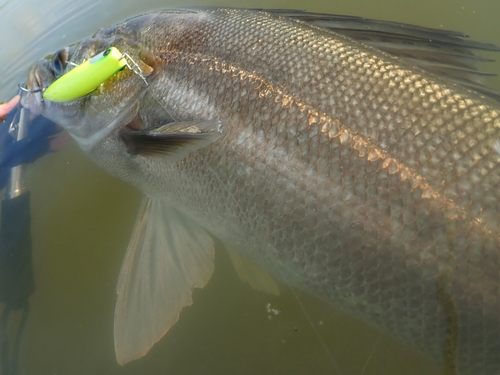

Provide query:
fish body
left=23, top=8, right=500, bottom=374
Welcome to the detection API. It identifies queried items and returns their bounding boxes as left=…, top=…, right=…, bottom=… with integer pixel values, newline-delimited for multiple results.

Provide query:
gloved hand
left=0, top=96, right=65, bottom=189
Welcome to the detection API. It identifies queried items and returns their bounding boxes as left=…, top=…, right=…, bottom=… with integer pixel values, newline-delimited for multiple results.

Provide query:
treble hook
left=120, top=53, right=148, bottom=86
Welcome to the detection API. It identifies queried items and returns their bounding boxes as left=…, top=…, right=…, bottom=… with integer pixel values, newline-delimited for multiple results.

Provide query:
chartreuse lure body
left=43, top=47, right=126, bottom=102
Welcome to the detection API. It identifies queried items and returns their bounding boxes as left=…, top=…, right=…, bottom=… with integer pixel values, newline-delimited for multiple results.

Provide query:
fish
left=21, top=7, right=500, bottom=374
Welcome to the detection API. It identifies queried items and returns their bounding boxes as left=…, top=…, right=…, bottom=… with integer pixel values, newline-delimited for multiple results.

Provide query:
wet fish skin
left=23, top=8, right=500, bottom=373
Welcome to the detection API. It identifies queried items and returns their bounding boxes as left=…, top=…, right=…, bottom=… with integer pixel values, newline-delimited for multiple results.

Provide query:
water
left=1, top=0, right=500, bottom=374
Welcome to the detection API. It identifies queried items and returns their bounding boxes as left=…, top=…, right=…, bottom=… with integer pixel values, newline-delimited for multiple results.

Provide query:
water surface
left=1, top=0, right=500, bottom=374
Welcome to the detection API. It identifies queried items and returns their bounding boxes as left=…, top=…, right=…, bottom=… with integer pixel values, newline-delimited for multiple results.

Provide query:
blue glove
left=0, top=111, right=62, bottom=190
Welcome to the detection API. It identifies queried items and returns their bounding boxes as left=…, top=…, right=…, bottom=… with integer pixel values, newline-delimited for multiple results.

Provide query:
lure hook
left=17, top=84, right=43, bottom=94
left=120, top=53, right=148, bottom=86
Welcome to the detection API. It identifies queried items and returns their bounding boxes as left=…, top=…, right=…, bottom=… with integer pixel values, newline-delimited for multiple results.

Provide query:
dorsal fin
left=263, top=9, right=500, bottom=100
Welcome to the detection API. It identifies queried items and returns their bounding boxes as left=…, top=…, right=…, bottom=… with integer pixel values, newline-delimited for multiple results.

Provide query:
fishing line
left=287, top=285, right=343, bottom=375
left=359, top=333, right=381, bottom=375
left=147, top=84, right=179, bottom=123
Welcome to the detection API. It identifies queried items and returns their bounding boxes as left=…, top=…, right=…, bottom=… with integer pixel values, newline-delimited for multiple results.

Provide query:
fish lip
left=21, top=65, right=51, bottom=115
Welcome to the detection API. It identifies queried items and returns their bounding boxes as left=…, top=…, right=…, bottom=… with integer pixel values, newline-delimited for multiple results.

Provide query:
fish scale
left=160, top=50, right=454, bottom=362
left=23, top=7, right=500, bottom=374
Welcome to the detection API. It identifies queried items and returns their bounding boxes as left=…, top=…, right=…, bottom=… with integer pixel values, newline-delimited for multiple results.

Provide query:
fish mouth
left=21, top=65, right=52, bottom=116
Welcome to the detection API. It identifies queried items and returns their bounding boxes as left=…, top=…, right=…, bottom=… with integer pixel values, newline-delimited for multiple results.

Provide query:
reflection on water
left=1, top=0, right=500, bottom=374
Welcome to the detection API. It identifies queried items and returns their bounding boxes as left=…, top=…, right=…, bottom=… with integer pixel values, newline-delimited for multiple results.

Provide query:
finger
left=0, top=95, right=21, bottom=119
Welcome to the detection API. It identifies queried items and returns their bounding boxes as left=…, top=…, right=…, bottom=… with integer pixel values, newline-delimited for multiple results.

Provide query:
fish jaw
left=22, top=64, right=52, bottom=116
left=22, top=37, right=156, bottom=149
left=22, top=61, right=85, bottom=133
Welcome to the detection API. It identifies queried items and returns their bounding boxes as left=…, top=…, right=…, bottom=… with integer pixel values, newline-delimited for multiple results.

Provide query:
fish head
left=21, top=14, right=159, bottom=150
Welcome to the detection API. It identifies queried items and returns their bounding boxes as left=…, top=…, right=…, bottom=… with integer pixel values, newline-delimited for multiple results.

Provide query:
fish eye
left=52, top=47, right=69, bottom=77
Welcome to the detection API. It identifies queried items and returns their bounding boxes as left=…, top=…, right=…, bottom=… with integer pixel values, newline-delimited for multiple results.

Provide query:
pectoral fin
left=114, top=196, right=215, bottom=365
left=120, top=120, right=223, bottom=159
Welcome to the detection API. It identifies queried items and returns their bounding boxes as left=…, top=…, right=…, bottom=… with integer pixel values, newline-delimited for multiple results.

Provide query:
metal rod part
left=6, top=108, right=29, bottom=200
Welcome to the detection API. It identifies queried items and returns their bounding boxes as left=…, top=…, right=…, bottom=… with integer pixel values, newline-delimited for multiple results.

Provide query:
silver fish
left=22, top=8, right=500, bottom=374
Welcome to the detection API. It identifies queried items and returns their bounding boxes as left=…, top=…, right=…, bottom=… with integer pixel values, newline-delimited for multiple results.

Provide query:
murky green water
left=1, top=0, right=500, bottom=374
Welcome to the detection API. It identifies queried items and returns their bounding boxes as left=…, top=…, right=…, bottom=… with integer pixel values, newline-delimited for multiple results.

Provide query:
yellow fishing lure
left=43, top=47, right=127, bottom=102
